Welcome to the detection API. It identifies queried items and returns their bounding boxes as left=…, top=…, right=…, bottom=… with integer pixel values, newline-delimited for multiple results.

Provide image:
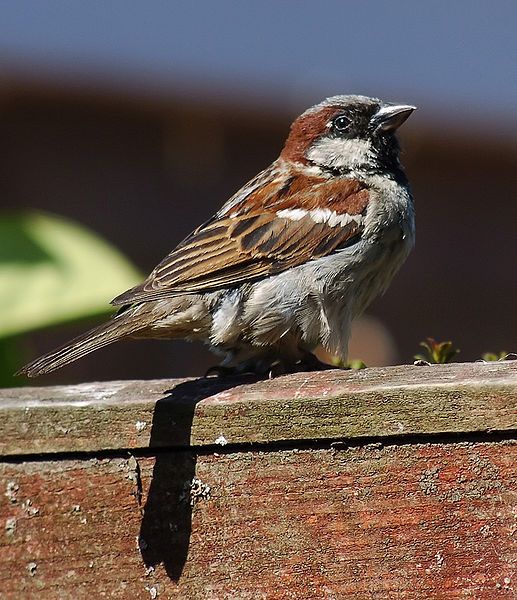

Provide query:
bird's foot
left=294, top=353, right=335, bottom=373
left=204, top=364, right=261, bottom=379
left=204, top=365, right=239, bottom=378
left=268, top=354, right=335, bottom=378
left=205, top=353, right=335, bottom=380
left=205, top=360, right=294, bottom=380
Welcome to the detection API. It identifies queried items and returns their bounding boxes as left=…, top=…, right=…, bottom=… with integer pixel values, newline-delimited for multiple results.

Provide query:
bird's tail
left=17, top=310, right=148, bottom=378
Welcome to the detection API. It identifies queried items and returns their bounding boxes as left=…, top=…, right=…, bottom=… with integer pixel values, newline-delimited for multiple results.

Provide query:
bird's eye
left=333, top=115, right=351, bottom=133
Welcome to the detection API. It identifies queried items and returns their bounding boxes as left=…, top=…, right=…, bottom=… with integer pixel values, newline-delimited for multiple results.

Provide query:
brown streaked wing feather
left=111, top=172, right=368, bottom=306
left=216, top=162, right=286, bottom=216
left=227, top=168, right=369, bottom=216
left=111, top=213, right=361, bottom=305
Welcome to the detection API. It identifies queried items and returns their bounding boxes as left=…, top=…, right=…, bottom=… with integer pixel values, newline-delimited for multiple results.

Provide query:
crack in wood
left=1, top=428, right=516, bottom=464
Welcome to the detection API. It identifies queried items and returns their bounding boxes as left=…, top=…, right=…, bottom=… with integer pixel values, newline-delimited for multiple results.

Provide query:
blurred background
left=1, top=1, right=517, bottom=386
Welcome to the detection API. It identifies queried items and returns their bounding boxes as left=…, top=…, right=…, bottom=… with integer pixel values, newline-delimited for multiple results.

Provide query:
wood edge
left=1, top=362, right=517, bottom=457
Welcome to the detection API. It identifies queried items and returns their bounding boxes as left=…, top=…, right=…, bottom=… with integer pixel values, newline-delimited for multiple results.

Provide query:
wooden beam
left=0, top=362, right=516, bottom=456
left=1, top=362, right=516, bottom=598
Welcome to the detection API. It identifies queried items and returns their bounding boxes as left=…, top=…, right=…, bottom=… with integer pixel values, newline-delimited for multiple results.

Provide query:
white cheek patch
left=306, top=137, right=376, bottom=171
left=277, top=207, right=363, bottom=228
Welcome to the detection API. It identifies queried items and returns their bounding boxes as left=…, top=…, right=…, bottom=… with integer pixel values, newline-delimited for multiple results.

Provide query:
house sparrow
left=18, top=95, right=415, bottom=378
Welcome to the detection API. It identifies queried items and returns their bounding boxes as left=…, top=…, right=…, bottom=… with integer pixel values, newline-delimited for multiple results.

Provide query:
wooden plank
left=1, top=362, right=517, bottom=456
left=1, top=441, right=515, bottom=599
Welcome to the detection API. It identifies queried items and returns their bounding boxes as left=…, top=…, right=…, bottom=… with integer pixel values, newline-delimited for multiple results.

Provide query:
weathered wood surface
left=1, top=362, right=517, bottom=599
left=1, top=443, right=516, bottom=599
left=1, top=361, right=516, bottom=456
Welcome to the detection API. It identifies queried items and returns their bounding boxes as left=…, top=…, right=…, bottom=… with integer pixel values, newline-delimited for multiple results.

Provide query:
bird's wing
left=111, top=166, right=369, bottom=305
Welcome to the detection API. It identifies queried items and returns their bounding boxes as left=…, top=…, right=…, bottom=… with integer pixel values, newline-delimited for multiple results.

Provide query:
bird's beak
left=371, top=104, right=416, bottom=133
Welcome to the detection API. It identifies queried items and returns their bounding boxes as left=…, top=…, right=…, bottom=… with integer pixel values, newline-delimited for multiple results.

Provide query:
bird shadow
left=138, top=373, right=258, bottom=581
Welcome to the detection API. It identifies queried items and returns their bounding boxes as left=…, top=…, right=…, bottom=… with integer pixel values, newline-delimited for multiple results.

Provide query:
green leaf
left=0, top=211, right=141, bottom=338
left=481, top=352, right=505, bottom=362
left=347, top=359, right=367, bottom=370
left=414, top=337, right=460, bottom=364
left=481, top=351, right=513, bottom=362
left=330, top=355, right=367, bottom=370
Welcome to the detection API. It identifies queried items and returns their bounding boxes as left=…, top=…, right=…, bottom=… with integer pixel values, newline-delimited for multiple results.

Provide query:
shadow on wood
left=139, top=375, right=257, bottom=581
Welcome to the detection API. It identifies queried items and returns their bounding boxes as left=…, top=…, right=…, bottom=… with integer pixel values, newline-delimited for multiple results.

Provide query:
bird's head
left=281, top=95, right=415, bottom=175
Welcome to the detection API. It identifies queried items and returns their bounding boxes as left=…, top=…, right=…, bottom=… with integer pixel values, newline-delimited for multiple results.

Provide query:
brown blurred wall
left=1, top=82, right=517, bottom=384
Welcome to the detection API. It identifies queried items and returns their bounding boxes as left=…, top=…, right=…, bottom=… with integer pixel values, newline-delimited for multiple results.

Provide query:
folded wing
left=112, top=167, right=369, bottom=305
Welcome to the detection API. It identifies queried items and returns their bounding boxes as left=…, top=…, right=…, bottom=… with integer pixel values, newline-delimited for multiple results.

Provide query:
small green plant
left=481, top=351, right=517, bottom=362
left=481, top=351, right=508, bottom=362
left=347, top=359, right=367, bottom=370
left=331, top=356, right=367, bottom=370
left=414, top=338, right=460, bottom=364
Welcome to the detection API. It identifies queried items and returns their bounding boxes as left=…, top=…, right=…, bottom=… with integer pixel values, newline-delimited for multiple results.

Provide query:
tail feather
left=17, top=312, right=147, bottom=378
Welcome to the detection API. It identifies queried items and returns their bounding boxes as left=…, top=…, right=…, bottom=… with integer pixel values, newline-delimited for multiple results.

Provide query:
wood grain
left=1, top=361, right=516, bottom=456
left=1, top=362, right=517, bottom=598
left=1, top=442, right=515, bottom=599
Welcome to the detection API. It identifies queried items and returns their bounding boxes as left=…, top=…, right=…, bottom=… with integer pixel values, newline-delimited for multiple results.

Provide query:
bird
left=18, top=95, right=415, bottom=379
